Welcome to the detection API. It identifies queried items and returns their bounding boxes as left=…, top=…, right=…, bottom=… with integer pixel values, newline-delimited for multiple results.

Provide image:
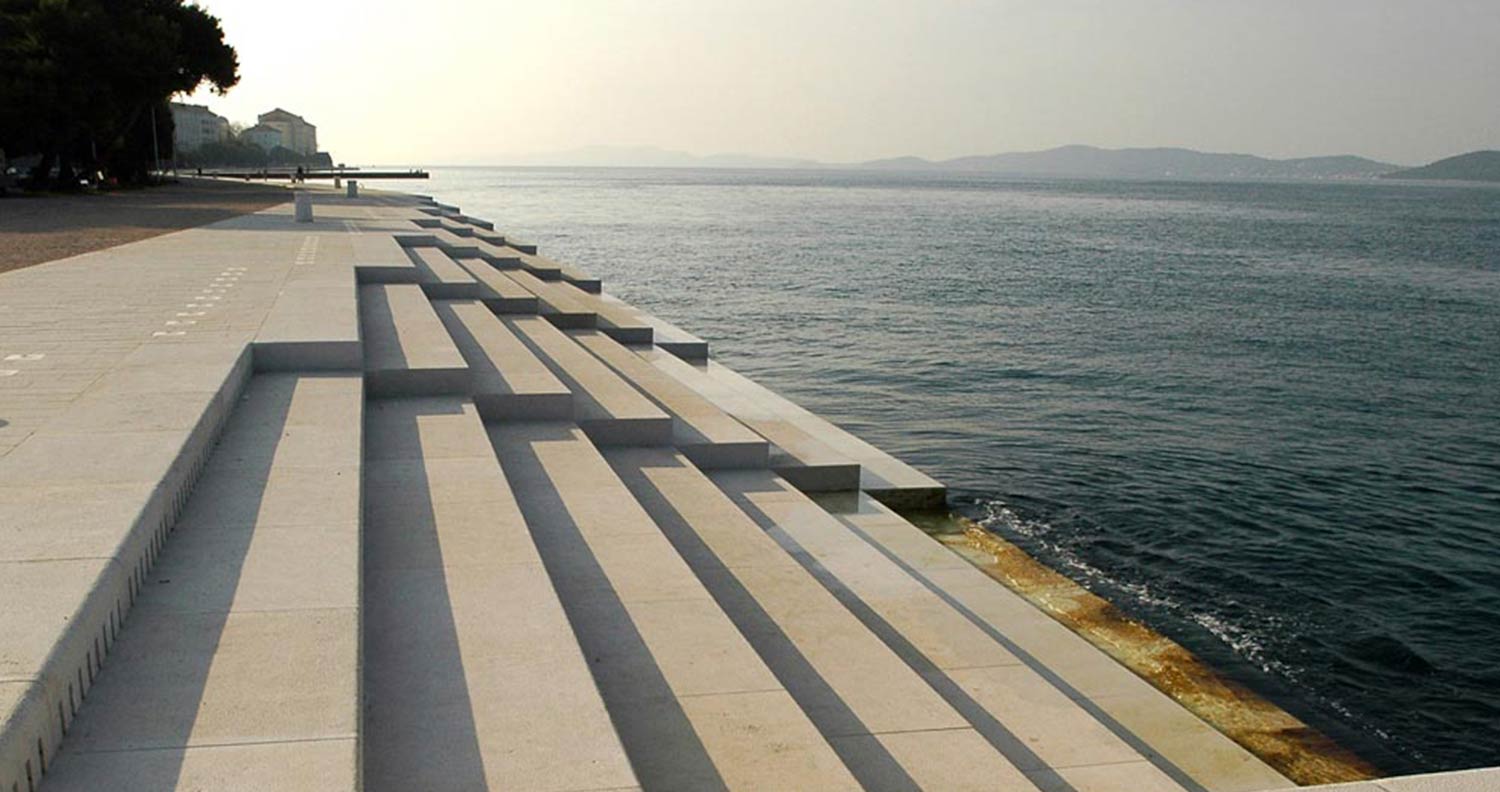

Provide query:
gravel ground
left=0, top=178, right=289, bottom=274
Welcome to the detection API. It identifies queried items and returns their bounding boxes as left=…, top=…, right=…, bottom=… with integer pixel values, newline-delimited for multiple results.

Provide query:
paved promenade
left=1, top=186, right=1492, bottom=790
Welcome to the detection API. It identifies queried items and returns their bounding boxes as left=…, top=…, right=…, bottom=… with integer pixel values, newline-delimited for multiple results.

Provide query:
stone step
left=638, top=347, right=861, bottom=492
left=359, top=284, right=469, bottom=397
left=431, top=300, right=571, bottom=421
left=561, top=286, right=655, bottom=344
left=475, top=230, right=537, bottom=255
left=450, top=259, right=539, bottom=314
left=249, top=228, right=363, bottom=371
left=715, top=470, right=1191, bottom=791
left=362, top=398, right=636, bottom=792
left=502, top=316, right=670, bottom=445
left=604, top=446, right=1041, bottom=792
left=406, top=247, right=482, bottom=300
left=487, top=422, right=861, bottom=790
left=632, top=308, right=709, bottom=360
left=697, top=361, right=945, bottom=509
left=816, top=492, right=1293, bottom=792
left=254, top=274, right=363, bottom=372
left=349, top=231, right=420, bottom=284
left=568, top=329, right=767, bottom=469
left=0, top=341, right=253, bottom=792
left=504, top=269, right=595, bottom=328
left=43, top=373, right=365, bottom=792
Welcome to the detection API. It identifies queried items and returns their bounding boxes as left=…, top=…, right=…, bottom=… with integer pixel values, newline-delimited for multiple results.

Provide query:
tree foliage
left=0, top=0, right=238, bottom=187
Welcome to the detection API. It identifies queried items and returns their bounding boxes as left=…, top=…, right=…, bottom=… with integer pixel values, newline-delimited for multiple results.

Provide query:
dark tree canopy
left=0, top=0, right=239, bottom=186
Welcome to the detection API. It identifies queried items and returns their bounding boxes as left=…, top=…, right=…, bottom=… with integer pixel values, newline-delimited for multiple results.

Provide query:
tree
left=0, top=0, right=239, bottom=188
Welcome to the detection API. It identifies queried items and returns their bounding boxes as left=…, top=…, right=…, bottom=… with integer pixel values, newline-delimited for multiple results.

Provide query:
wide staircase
left=3, top=194, right=1294, bottom=792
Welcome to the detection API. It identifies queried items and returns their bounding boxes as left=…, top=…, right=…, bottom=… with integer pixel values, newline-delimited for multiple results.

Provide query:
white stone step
left=488, top=422, right=860, bottom=790
left=407, top=247, right=482, bottom=300
left=715, top=469, right=1190, bottom=790
left=604, top=446, right=1040, bottom=792
left=504, top=270, right=595, bottom=328
left=631, top=307, right=709, bottom=360
left=359, top=284, right=469, bottom=397
left=561, top=287, right=654, bottom=344
left=696, top=362, right=945, bottom=508
left=350, top=232, right=420, bottom=284
left=0, top=342, right=253, bottom=792
left=432, top=300, right=571, bottom=421
left=363, top=398, right=636, bottom=792
left=502, top=316, right=669, bottom=445
left=569, top=329, right=766, bottom=468
left=450, top=259, right=539, bottom=314
left=254, top=276, right=362, bottom=371
left=638, top=347, right=860, bottom=491
left=43, top=373, right=365, bottom=792
left=818, top=492, right=1293, bottom=792
left=475, top=230, right=537, bottom=255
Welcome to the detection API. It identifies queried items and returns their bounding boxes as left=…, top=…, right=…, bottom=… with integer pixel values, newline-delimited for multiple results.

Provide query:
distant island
left=492, top=144, right=1500, bottom=182
left=1380, top=150, right=1500, bottom=182
left=860, top=145, right=1399, bottom=179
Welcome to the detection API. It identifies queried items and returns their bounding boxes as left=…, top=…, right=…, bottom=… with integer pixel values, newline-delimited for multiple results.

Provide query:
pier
left=1, top=185, right=1493, bottom=791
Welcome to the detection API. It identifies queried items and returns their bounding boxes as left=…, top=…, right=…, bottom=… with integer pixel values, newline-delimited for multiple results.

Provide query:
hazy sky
left=183, top=0, right=1499, bottom=166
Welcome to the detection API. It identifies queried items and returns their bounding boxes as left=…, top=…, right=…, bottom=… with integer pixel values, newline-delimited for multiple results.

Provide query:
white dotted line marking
left=0, top=369, right=18, bottom=377
left=152, top=331, right=186, bottom=337
left=4, top=353, right=44, bottom=361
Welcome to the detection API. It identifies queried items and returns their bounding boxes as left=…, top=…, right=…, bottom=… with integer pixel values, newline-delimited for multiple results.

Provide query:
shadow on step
left=610, top=453, right=923, bottom=792
left=362, top=399, right=487, bottom=791
left=45, top=376, right=293, bottom=788
left=491, top=423, right=729, bottom=791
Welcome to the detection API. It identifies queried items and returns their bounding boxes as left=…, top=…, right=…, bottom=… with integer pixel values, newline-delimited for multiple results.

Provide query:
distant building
left=169, top=102, right=229, bottom=152
left=256, top=108, right=318, bottom=156
left=241, top=124, right=285, bottom=152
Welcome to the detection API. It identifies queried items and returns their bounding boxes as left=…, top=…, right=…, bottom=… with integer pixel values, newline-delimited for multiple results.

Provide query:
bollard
left=294, top=191, right=313, bottom=223
left=346, top=180, right=359, bottom=198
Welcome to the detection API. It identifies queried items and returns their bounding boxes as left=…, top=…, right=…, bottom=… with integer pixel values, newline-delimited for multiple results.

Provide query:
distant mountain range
left=860, top=145, right=1399, bottom=179
left=496, top=144, right=1500, bottom=181
left=1381, top=150, right=1500, bottom=182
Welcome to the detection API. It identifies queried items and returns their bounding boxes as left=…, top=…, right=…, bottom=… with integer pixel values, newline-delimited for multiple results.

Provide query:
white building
left=256, top=108, right=318, bottom=156
left=169, top=102, right=229, bottom=153
left=241, top=124, right=285, bottom=152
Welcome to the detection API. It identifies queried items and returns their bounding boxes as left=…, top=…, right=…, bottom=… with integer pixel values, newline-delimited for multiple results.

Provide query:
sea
left=411, top=166, right=1500, bottom=775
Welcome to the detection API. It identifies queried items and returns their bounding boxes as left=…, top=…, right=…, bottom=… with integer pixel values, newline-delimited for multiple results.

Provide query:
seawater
left=415, top=166, right=1500, bottom=774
